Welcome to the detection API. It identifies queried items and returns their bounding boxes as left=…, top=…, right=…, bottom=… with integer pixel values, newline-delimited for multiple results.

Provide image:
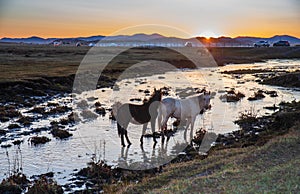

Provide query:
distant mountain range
left=0, top=35, right=105, bottom=44
left=1, top=34, right=300, bottom=46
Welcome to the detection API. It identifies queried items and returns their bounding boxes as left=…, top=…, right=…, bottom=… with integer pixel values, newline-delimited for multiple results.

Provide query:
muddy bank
left=262, top=72, right=300, bottom=88
left=0, top=73, right=116, bottom=105
left=215, top=100, right=300, bottom=149
left=0, top=75, right=74, bottom=104
left=221, top=67, right=300, bottom=89
left=209, top=47, right=300, bottom=65
left=0, top=173, right=63, bottom=194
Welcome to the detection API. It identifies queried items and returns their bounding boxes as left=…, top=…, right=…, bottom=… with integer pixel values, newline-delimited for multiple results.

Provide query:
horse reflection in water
left=118, top=140, right=187, bottom=170
left=114, top=88, right=162, bottom=147
left=158, top=91, right=212, bottom=142
left=118, top=145, right=165, bottom=170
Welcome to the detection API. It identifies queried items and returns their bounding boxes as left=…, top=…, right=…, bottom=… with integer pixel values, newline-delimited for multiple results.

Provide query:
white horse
left=157, top=91, right=211, bottom=140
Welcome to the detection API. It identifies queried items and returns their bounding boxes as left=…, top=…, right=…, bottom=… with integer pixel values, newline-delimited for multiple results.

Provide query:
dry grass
left=1, top=43, right=300, bottom=83
left=0, top=43, right=89, bottom=82
left=106, top=122, right=300, bottom=193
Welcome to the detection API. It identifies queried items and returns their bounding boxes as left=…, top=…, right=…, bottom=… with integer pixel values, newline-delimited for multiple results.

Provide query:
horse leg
left=190, top=116, right=196, bottom=143
left=124, top=129, right=131, bottom=147
left=122, top=122, right=131, bottom=146
left=157, top=106, right=162, bottom=132
left=121, top=132, right=126, bottom=147
left=118, top=123, right=126, bottom=147
left=184, top=118, right=191, bottom=142
left=161, top=114, right=170, bottom=142
left=140, top=123, right=147, bottom=146
left=150, top=119, right=157, bottom=147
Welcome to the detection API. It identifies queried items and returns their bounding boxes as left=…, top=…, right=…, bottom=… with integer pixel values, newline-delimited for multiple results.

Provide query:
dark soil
left=51, top=128, right=72, bottom=139
left=29, top=136, right=51, bottom=145
left=262, top=72, right=300, bottom=88
left=217, top=100, right=300, bottom=148
left=27, top=176, right=63, bottom=194
left=65, top=160, right=161, bottom=193
left=0, top=173, right=29, bottom=194
left=222, top=89, right=245, bottom=102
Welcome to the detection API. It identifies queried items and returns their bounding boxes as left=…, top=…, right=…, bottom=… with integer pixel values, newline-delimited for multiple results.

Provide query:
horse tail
left=117, top=122, right=123, bottom=137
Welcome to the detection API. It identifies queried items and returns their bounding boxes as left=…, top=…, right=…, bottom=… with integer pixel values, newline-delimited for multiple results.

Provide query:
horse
left=157, top=91, right=211, bottom=141
left=115, top=88, right=162, bottom=147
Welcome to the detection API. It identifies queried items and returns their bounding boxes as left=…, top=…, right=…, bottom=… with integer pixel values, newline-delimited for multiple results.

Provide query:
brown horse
left=115, top=88, right=162, bottom=147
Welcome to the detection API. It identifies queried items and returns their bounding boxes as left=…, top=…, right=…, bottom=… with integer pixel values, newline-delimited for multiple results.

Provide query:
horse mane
left=143, top=89, right=161, bottom=104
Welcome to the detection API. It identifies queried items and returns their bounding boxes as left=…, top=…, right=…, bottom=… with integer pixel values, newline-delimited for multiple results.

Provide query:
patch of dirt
left=29, top=136, right=51, bottom=145
left=262, top=72, right=300, bottom=88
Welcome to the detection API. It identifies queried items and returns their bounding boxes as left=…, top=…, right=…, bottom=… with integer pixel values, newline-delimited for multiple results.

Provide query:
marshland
left=0, top=43, right=300, bottom=193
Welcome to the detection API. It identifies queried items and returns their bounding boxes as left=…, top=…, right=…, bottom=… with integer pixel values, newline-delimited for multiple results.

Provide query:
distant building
left=185, top=42, right=193, bottom=47
left=76, top=42, right=81, bottom=47
left=53, top=41, right=62, bottom=46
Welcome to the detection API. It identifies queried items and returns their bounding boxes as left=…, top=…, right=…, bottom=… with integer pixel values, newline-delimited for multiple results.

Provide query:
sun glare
left=197, top=31, right=220, bottom=39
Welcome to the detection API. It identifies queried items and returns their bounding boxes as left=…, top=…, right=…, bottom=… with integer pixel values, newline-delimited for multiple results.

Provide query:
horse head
left=197, top=91, right=211, bottom=113
left=203, top=91, right=212, bottom=110
left=149, top=88, right=162, bottom=103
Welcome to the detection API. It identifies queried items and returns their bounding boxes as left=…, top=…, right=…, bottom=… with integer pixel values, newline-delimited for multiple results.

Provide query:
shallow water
left=0, top=59, right=299, bottom=188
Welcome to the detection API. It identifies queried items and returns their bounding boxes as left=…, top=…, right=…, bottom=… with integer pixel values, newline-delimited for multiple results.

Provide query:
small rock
left=95, top=107, right=106, bottom=115
left=94, top=102, right=101, bottom=107
left=51, top=128, right=72, bottom=139
left=0, top=117, right=9, bottom=122
left=17, top=116, right=34, bottom=126
left=77, top=100, right=89, bottom=109
left=8, top=124, right=21, bottom=129
left=0, top=129, right=7, bottom=135
left=87, top=97, right=98, bottom=101
left=81, top=110, right=98, bottom=120
left=29, top=136, right=51, bottom=145
left=29, top=106, right=45, bottom=114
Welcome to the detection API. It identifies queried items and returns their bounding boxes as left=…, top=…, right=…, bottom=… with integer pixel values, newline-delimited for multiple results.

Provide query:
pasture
left=1, top=43, right=300, bottom=83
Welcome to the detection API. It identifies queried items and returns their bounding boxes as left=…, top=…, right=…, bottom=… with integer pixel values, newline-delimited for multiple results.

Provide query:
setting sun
left=197, top=31, right=221, bottom=39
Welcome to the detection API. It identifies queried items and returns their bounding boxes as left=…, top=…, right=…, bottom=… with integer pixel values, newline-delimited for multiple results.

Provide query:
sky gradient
left=0, top=0, right=299, bottom=38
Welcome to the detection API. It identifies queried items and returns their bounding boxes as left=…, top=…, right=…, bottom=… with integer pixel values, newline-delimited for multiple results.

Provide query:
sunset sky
left=0, top=0, right=299, bottom=38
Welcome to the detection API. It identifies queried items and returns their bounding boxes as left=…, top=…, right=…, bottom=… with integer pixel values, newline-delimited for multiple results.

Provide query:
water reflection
left=118, top=137, right=190, bottom=170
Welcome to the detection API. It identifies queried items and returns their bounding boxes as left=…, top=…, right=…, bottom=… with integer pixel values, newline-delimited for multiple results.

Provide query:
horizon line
left=1, top=33, right=299, bottom=40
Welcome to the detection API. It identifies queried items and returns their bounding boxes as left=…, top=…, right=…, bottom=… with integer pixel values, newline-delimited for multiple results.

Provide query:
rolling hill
left=1, top=34, right=300, bottom=46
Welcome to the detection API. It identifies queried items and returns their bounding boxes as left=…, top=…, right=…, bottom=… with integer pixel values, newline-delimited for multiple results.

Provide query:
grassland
left=1, top=43, right=300, bottom=83
left=107, top=120, right=300, bottom=193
